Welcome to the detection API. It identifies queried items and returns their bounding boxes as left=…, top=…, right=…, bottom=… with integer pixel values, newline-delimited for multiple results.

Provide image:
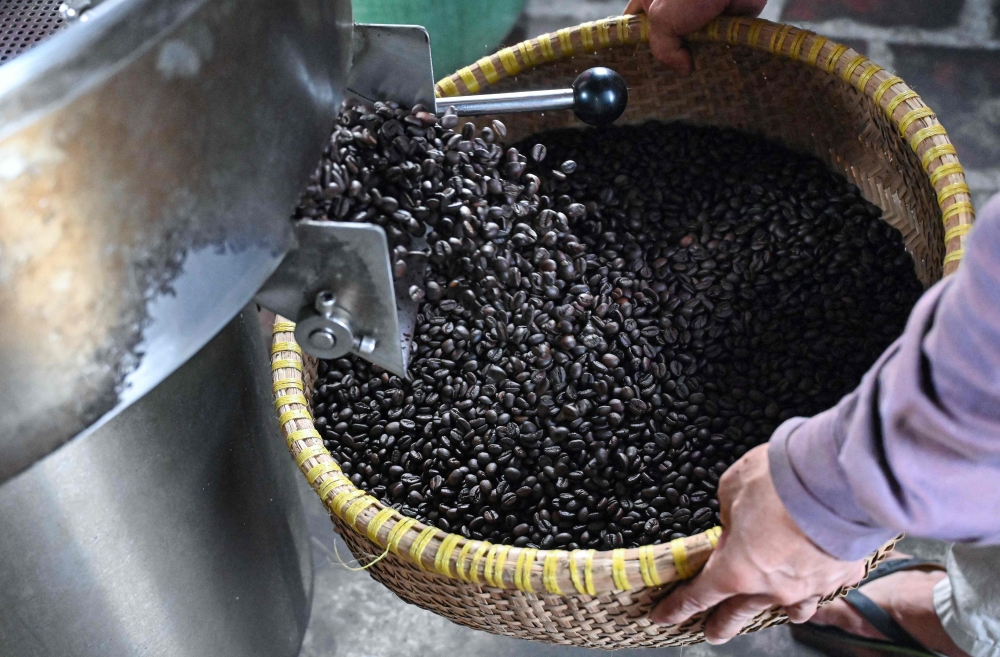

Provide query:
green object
left=353, top=0, right=527, bottom=82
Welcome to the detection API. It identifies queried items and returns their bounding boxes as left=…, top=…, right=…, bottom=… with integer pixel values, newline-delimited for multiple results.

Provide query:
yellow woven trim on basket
left=484, top=544, right=512, bottom=588
left=726, top=18, right=742, bottom=45
left=580, top=22, right=595, bottom=51
left=271, top=341, right=302, bottom=355
left=840, top=52, right=864, bottom=79
left=569, top=550, right=587, bottom=594
left=584, top=549, right=596, bottom=595
left=497, top=47, right=520, bottom=75
left=317, top=474, right=351, bottom=501
left=469, top=541, right=492, bottom=584
left=639, top=14, right=650, bottom=42
left=455, top=540, right=477, bottom=581
left=273, top=321, right=297, bottom=334
left=707, top=19, right=720, bottom=41
left=366, top=507, right=397, bottom=545
left=434, top=533, right=464, bottom=577
left=556, top=28, right=575, bottom=56
left=543, top=551, right=564, bottom=594
left=945, top=223, right=973, bottom=242
left=537, top=34, right=556, bottom=61
left=938, top=182, right=971, bottom=205
left=639, top=545, right=662, bottom=587
left=706, top=526, right=723, bottom=548
left=873, top=76, right=903, bottom=106
left=855, top=63, right=882, bottom=91
left=293, top=443, right=326, bottom=466
left=900, top=109, right=937, bottom=138
left=788, top=29, right=810, bottom=60
left=278, top=408, right=312, bottom=425
left=748, top=19, right=763, bottom=47
left=476, top=56, right=500, bottom=84
left=271, top=358, right=302, bottom=372
left=770, top=24, right=793, bottom=55
left=275, top=393, right=308, bottom=409
left=457, top=67, right=480, bottom=94
left=596, top=19, right=612, bottom=48
left=618, top=16, right=632, bottom=44
left=437, top=76, right=459, bottom=98
left=305, top=460, right=341, bottom=484
left=885, top=90, right=919, bottom=119
left=514, top=548, right=537, bottom=592
left=330, top=488, right=366, bottom=515
left=922, top=144, right=958, bottom=169
left=286, top=428, right=320, bottom=447
left=517, top=40, right=537, bottom=67
left=806, top=35, right=827, bottom=66
left=385, top=517, right=418, bottom=554
left=272, top=378, right=304, bottom=393
left=929, top=162, right=965, bottom=187
left=670, top=538, right=692, bottom=579
left=943, top=201, right=975, bottom=222
left=612, top=549, right=631, bottom=591
left=944, top=249, right=965, bottom=266
left=409, top=526, right=440, bottom=570
left=343, top=495, right=376, bottom=527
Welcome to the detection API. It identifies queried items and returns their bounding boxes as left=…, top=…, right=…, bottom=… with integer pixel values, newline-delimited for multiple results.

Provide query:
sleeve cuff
left=768, top=412, right=899, bottom=561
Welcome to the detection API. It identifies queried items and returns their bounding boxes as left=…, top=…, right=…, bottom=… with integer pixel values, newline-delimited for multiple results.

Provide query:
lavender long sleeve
left=768, top=194, right=1000, bottom=561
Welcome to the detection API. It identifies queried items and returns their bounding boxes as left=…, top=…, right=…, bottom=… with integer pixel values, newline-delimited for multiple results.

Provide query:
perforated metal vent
left=1, top=0, right=65, bottom=64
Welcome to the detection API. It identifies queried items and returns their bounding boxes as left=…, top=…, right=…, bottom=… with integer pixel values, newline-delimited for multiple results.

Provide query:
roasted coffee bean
left=304, top=109, right=922, bottom=550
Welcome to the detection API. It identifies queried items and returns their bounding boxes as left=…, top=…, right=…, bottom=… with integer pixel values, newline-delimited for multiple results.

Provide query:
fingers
left=784, top=596, right=821, bottom=624
left=650, top=556, right=738, bottom=625
left=648, top=33, right=693, bottom=72
left=623, top=0, right=647, bottom=15
left=703, top=594, right=774, bottom=644
left=727, top=0, right=769, bottom=17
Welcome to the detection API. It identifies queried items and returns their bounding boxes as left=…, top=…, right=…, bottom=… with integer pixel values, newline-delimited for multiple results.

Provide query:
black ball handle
left=572, top=67, right=629, bottom=126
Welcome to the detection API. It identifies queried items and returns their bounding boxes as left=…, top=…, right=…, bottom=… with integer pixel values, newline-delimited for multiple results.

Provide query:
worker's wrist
left=767, top=410, right=898, bottom=561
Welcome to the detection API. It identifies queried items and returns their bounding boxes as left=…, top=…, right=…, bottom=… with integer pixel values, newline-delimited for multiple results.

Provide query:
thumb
left=650, top=554, right=739, bottom=625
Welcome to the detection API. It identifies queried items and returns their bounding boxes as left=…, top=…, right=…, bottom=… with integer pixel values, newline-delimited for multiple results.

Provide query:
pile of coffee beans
left=298, top=100, right=923, bottom=551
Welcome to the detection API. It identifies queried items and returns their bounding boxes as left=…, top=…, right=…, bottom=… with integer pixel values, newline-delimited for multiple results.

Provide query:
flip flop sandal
left=790, top=558, right=948, bottom=657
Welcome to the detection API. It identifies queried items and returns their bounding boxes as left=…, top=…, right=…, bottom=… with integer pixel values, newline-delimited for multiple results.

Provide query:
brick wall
left=515, top=0, right=1000, bottom=209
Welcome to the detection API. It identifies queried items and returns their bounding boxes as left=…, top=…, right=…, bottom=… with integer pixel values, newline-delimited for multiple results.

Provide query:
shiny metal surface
left=255, top=220, right=407, bottom=377
left=440, top=68, right=629, bottom=127
left=0, top=0, right=353, bottom=483
left=0, top=307, right=312, bottom=657
left=346, top=23, right=436, bottom=111
left=0, top=0, right=65, bottom=63
left=442, top=88, right=575, bottom=115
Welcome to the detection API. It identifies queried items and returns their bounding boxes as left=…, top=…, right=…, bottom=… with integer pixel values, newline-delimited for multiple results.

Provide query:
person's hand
left=624, top=0, right=768, bottom=72
left=650, top=445, right=869, bottom=644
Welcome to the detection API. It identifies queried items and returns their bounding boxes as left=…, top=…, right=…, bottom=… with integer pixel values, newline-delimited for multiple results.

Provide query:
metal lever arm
left=437, top=67, right=628, bottom=126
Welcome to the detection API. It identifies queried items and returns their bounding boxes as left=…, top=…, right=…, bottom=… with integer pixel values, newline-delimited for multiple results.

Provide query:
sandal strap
left=862, top=558, right=944, bottom=584
left=844, top=589, right=930, bottom=653
left=840, top=557, right=946, bottom=656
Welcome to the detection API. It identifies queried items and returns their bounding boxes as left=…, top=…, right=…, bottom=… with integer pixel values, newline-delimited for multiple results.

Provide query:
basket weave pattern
left=270, top=15, right=968, bottom=649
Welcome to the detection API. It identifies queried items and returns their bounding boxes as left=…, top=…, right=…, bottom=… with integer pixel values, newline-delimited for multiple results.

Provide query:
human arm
left=623, top=0, right=768, bottom=71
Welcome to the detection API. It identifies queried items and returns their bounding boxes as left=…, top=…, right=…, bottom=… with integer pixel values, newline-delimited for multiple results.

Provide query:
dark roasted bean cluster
left=299, top=100, right=923, bottom=551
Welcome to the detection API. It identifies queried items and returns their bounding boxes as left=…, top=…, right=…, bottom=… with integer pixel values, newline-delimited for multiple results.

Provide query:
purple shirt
left=769, top=194, right=1000, bottom=561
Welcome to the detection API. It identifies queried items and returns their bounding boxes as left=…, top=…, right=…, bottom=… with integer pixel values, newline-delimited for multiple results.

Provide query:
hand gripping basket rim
left=270, top=14, right=969, bottom=627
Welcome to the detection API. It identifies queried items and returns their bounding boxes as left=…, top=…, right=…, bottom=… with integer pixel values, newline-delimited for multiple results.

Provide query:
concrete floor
left=292, top=468, right=946, bottom=657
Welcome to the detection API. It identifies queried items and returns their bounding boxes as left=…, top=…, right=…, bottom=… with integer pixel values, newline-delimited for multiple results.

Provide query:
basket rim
left=436, top=14, right=974, bottom=276
left=271, top=17, right=918, bottom=598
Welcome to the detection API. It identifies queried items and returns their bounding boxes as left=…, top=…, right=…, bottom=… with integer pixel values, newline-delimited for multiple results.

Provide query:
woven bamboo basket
left=269, top=16, right=973, bottom=649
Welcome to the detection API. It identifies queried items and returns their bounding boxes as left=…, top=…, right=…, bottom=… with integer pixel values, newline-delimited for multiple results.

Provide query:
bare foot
left=809, top=554, right=969, bottom=657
